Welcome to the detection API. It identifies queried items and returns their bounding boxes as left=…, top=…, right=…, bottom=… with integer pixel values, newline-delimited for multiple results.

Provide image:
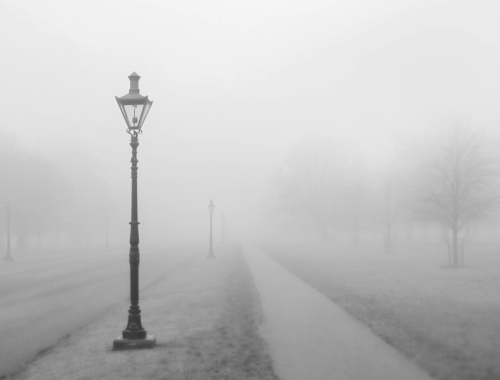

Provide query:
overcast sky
left=1, top=0, right=500, bottom=241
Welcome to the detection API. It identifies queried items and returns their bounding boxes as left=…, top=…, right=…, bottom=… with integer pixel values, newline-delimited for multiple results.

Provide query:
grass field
left=261, top=240, right=500, bottom=380
left=9, top=244, right=278, bottom=380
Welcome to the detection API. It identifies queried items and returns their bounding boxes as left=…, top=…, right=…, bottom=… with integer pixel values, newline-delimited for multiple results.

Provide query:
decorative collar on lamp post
left=208, top=200, right=215, bottom=214
left=115, top=72, right=153, bottom=135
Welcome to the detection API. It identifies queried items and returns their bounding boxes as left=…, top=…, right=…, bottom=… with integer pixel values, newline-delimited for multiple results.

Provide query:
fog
left=2, top=0, right=500, bottom=377
left=1, top=0, right=499, bottom=246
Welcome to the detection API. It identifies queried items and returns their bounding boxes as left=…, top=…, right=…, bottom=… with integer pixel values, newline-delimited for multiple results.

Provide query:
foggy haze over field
left=5, top=2, right=500, bottom=379
left=1, top=0, right=500, bottom=245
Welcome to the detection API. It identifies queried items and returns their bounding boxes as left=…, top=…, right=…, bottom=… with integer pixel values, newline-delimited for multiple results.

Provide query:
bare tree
left=0, top=131, right=117, bottom=250
left=370, top=167, right=405, bottom=255
left=274, top=137, right=352, bottom=241
left=57, top=150, right=117, bottom=246
left=412, top=121, right=500, bottom=266
left=0, top=142, right=69, bottom=250
left=340, top=159, right=372, bottom=246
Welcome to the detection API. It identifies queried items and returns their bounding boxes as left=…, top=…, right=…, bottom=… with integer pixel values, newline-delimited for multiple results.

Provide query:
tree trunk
left=452, top=227, right=459, bottom=267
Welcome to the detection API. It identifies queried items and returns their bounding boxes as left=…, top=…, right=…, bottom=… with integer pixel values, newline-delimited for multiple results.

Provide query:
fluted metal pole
left=113, top=134, right=155, bottom=349
left=123, top=133, right=145, bottom=338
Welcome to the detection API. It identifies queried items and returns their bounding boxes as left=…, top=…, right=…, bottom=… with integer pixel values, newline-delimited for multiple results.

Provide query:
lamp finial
left=128, top=72, right=141, bottom=93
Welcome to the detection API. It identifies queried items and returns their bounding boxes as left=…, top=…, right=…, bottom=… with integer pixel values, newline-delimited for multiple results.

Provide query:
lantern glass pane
left=117, top=101, right=128, bottom=127
left=124, top=104, right=145, bottom=129
left=138, top=100, right=152, bottom=128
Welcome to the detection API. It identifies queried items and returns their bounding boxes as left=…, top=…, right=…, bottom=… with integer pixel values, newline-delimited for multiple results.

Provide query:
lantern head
left=208, top=200, right=215, bottom=214
left=115, top=72, right=153, bottom=135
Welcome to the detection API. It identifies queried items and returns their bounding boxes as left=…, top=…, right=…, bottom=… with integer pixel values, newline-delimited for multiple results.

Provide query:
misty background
left=1, top=0, right=500, bottom=249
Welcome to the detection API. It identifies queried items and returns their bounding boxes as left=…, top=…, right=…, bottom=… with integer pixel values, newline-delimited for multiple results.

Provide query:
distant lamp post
left=221, top=213, right=225, bottom=244
left=208, top=200, right=215, bottom=259
left=105, top=216, right=109, bottom=248
left=4, top=203, right=12, bottom=262
left=113, top=72, right=155, bottom=350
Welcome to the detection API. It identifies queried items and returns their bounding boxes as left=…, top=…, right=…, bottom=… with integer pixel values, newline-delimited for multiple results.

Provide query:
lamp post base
left=4, top=255, right=13, bottom=262
left=113, top=335, right=156, bottom=350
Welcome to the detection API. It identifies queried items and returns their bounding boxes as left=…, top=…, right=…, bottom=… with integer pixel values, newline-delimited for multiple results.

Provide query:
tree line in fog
left=273, top=120, right=500, bottom=266
left=0, top=132, right=115, bottom=251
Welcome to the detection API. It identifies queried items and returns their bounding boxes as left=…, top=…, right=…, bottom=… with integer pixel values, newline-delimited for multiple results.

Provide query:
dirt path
left=243, top=245, right=434, bottom=380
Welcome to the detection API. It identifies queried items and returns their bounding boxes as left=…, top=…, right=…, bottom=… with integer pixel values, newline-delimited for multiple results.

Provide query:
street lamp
left=221, top=213, right=225, bottom=245
left=4, top=203, right=12, bottom=262
left=105, top=216, right=109, bottom=248
left=113, top=72, right=155, bottom=350
left=208, top=200, right=215, bottom=259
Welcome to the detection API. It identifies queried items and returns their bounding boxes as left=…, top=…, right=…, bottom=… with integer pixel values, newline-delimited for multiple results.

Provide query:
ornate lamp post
left=208, top=200, right=215, bottom=259
left=4, top=203, right=12, bottom=262
left=113, top=72, right=155, bottom=350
